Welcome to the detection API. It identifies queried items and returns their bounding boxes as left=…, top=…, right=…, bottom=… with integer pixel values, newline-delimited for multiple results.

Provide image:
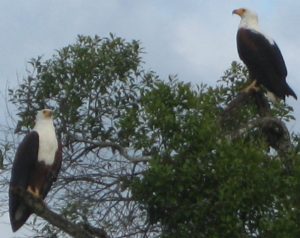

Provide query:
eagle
left=233, top=8, right=297, bottom=100
left=9, top=109, right=62, bottom=232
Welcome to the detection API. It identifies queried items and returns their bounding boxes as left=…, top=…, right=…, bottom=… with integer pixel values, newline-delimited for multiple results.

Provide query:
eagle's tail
left=286, top=84, right=297, bottom=100
left=9, top=191, right=32, bottom=232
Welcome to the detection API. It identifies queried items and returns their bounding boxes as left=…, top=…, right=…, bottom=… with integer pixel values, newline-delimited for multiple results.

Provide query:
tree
left=0, top=35, right=299, bottom=238
left=131, top=62, right=300, bottom=238
left=1, top=34, right=160, bottom=237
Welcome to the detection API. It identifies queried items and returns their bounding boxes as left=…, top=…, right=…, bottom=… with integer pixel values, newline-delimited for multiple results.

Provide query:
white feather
left=266, top=91, right=279, bottom=103
left=238, top=9, right=275, bottom=45
left=33, top=110, right=58, bottom=165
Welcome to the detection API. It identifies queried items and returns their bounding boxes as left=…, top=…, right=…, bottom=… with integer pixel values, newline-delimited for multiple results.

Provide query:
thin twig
left=74, top=138, right=151, bottom=163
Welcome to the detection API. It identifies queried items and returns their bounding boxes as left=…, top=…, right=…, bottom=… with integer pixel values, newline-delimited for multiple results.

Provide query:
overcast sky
left=0, top=1, right=299, bottom=237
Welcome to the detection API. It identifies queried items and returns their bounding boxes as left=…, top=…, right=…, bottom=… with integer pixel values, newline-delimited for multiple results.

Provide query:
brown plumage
left=9, top=109, right=62, bottom=232
left=233, top=8, right=297, bottom=100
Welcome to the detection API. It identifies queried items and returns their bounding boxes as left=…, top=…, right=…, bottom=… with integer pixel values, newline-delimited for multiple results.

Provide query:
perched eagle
left=9, top=109, right=62, bottom=232
left=233, top=8, right=297, bottom=100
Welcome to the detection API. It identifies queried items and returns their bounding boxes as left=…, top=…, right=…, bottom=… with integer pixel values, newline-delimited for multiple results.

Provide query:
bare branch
left=222, top=89, right=292, bottom=153
left=221, top=90, right=271, bottom=125
left=11, top=187, right=109, bottom=238
left=74, top=138, right=151, bottom=163
left=231, top=117, right=292, bottom=151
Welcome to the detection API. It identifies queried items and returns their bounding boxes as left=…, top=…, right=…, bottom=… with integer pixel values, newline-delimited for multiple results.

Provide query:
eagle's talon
left=241, top=80, right=260, bottom=93
left=27, top=186, right=40, bottom=198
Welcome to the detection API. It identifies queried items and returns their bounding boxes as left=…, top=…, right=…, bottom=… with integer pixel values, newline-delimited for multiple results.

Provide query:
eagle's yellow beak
left=43, top=109, right=53, bottom=118
left=232, top=8, right=245, bottom=17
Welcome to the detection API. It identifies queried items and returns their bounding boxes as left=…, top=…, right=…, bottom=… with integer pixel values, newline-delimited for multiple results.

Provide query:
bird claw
left=242, top=80, right=260, bottom=93
left=27, top=186, right=40, bottom=198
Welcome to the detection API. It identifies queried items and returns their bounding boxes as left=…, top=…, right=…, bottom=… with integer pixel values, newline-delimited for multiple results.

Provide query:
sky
left=0, top=1, right=299, bottom=237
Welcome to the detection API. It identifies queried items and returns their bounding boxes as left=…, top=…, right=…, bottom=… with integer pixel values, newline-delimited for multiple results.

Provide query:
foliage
left=3, top=34, right=161, bottom=237
left=130, top=62, right=300, bottom=238
left=0, top=35, right=299, bottom=238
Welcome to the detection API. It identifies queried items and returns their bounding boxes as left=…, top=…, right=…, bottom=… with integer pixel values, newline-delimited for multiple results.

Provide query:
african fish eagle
left=9, top=109, right=62, bottom=232
left=233, top=8, right=297, bottom=100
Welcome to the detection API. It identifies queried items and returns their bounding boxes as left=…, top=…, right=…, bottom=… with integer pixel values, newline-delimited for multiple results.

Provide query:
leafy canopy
left=2, top=34, right=300, bottom=238
left=131, top=62, right=300, bottom=238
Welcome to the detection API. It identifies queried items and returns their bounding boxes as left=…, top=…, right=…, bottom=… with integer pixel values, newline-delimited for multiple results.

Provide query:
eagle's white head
left=36, top=109, right=54, bottom=121
left=232, top=8, right=259, bottom=31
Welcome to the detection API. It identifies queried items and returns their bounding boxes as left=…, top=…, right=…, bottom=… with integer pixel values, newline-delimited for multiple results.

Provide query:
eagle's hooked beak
left=232, top=8, right=244, bottom=17
left=43, top=109, right=53, bottom=118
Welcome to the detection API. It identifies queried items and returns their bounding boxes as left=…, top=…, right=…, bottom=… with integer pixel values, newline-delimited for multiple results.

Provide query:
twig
left=74, top=138, right=151, bottom=163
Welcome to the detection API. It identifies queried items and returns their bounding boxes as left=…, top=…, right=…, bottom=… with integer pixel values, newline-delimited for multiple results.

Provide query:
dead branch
left=231, top=117, right=292, bottom=153
left=221, top=90, right=271, bottom=126
left=11, top=187, right=109, bottom=238
left=221, top=90, right=294, bottom=172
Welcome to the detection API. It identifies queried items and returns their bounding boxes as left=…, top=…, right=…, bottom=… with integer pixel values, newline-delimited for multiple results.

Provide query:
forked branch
left=222, top=90, right=292, bottom=155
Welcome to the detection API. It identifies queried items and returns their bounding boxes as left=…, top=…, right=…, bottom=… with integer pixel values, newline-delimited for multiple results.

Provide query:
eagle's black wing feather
left=237, top=28, right=297, bottom=99
left=9, top=131, right=39, bottom=232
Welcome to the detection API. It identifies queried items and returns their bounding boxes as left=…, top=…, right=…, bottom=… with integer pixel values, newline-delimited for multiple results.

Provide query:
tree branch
left=11, top=187, right=109, bottom=238
left=221, top=90, right=292, bottom=154
left=74, top=138, right=151, bottom=163
left=230, top=117, right=292, bottom=152
left=221, top=90, right=271, bottom=125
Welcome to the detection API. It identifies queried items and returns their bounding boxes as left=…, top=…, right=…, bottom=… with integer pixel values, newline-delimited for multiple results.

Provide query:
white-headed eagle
left=233, top=8, right=297, bottom=101
left=9, top=109, right=62, bottom=232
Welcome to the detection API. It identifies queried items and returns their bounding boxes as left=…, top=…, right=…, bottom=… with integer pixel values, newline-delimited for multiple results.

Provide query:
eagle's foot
left=242, top=80, right=260, bottom=93
left=27, top=186, right=40, bottom=198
